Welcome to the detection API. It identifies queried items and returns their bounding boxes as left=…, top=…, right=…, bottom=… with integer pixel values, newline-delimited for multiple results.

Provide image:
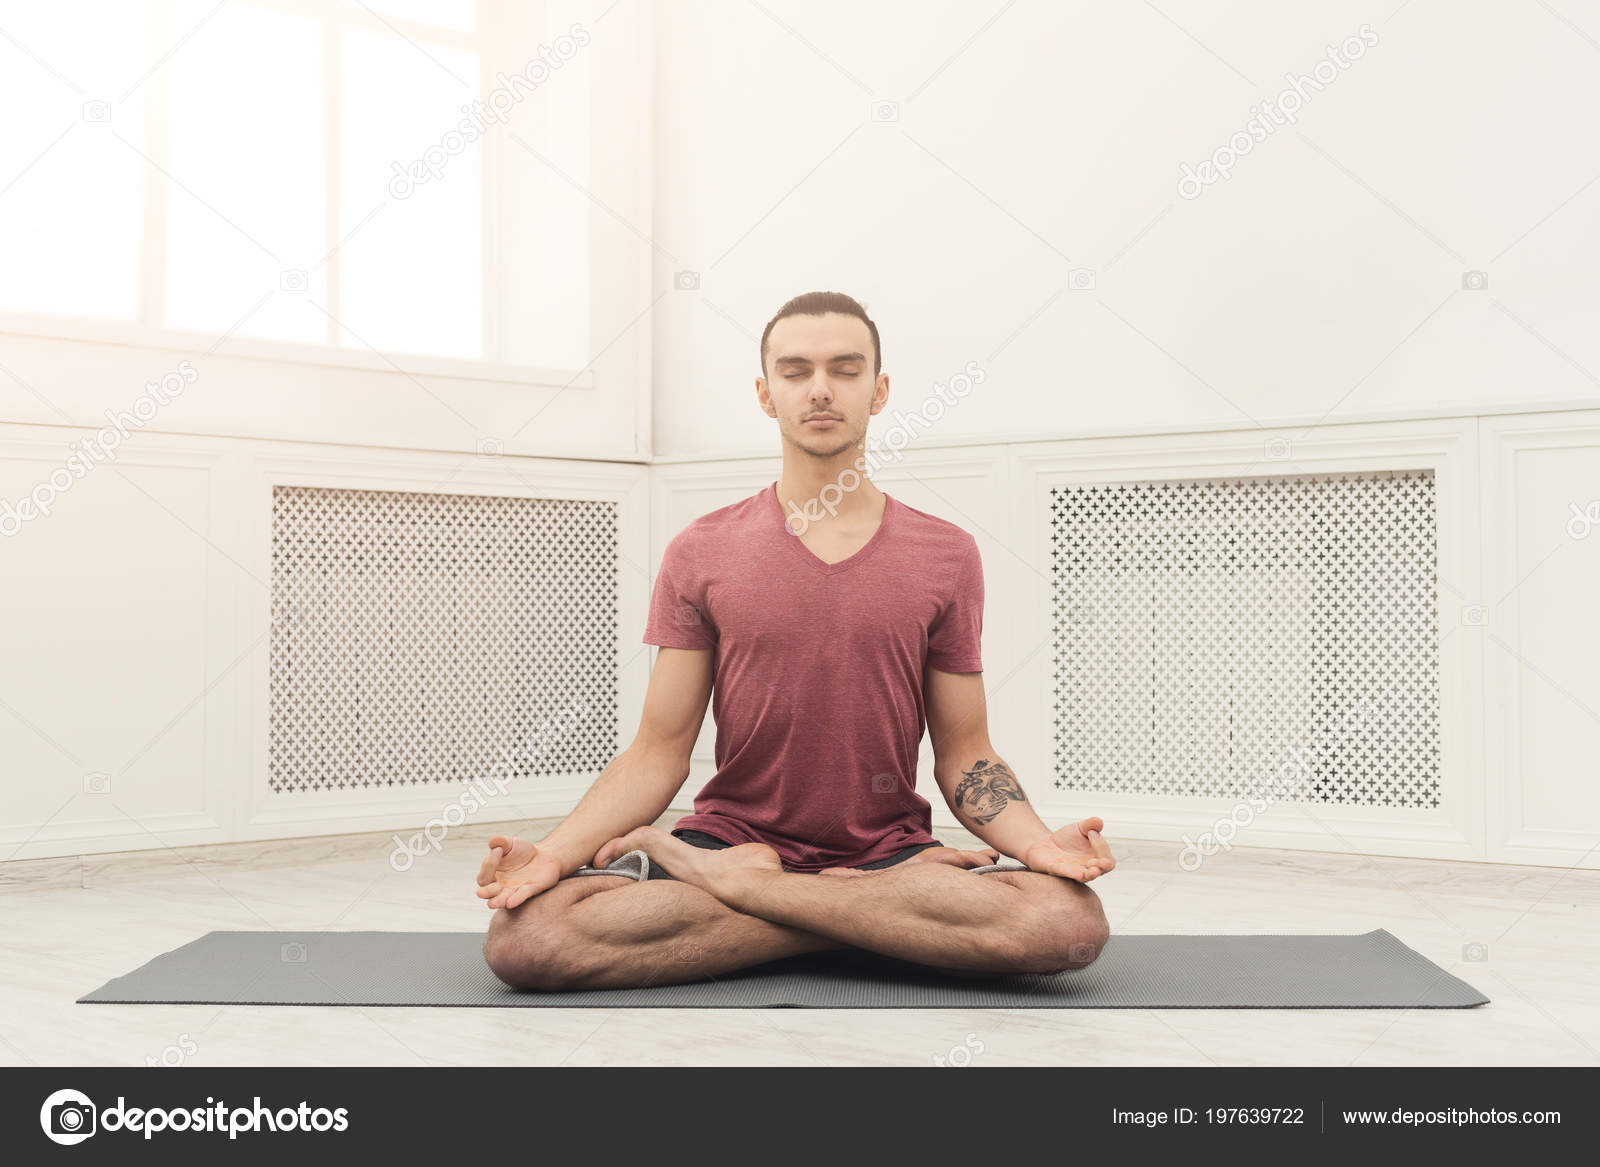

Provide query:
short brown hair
left=759, top=291, right=881, bottom=378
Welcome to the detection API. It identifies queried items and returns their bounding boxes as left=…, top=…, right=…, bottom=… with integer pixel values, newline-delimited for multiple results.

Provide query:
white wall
left=650, top=0, right=1600, bottom=457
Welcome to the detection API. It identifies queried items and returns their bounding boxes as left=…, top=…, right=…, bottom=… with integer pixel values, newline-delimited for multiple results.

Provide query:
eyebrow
left=773, top=352, right=867, bottom=368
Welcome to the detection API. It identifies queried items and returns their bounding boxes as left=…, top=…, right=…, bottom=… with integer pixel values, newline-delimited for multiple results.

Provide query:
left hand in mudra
left=1021, top=816, right=1116, bottom=883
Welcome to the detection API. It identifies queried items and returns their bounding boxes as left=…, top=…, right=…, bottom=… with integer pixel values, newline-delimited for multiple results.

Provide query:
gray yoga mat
left=78, top=928, right=1487, bottom=1008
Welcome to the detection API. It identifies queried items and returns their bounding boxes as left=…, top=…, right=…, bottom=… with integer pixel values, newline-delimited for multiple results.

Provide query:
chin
left=790, top=428, right=860, bottom=459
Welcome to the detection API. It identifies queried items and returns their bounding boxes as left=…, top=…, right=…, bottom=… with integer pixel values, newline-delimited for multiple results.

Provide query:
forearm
left=534, top=743, right=686, bottom=875
left=934, top=750, right=1053, bottom=861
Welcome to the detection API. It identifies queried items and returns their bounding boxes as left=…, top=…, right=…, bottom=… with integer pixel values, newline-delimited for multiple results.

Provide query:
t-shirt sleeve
left=927, top=535, right=984, bottom=673
left=643, top=531, right=717, bottom=650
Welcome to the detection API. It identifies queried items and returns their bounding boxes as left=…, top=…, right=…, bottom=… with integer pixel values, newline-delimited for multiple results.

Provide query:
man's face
left=758, top=312, right=887, bottom=458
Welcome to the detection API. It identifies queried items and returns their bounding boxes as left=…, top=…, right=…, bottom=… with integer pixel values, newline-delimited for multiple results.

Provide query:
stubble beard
left=784, top=413, right=866, bottom=462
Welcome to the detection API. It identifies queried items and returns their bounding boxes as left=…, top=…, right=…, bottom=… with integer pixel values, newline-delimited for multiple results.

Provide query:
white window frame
left=0, top=0, right=598, bottom=391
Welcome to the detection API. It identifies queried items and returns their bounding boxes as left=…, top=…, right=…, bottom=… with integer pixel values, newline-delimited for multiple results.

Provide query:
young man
left=478, top=292, right=1115, bottom=989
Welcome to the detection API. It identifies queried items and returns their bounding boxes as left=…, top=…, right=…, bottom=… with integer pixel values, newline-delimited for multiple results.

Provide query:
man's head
left=757, top=291, right=888, bottom=459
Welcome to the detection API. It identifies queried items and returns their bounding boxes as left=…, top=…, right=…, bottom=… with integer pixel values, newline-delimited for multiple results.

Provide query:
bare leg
left=483, top=869, right=849, bottom=991
left=592, top=827, right=1111, bottom=975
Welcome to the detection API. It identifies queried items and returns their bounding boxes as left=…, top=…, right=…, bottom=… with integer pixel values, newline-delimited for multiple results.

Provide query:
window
left=0, top=0, right=591, bottom=370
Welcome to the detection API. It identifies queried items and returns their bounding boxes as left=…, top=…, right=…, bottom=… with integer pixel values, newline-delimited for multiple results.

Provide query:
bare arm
left=477, top=647, right=712, bottom=907
left=534, top=645, right=712, bottom=872
left=925, top=666, right=1114, bottom=883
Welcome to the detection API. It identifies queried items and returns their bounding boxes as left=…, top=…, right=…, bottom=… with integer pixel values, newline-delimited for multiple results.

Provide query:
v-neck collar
left=767, top=481, right=896, bottom=577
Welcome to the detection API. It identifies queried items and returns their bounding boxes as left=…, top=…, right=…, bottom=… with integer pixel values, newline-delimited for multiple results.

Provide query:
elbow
left=622, top=737, right=693, bottom=790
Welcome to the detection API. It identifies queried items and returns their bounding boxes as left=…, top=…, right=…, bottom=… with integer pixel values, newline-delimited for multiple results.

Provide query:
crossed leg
left=484, top=827, right=1110, bottom=991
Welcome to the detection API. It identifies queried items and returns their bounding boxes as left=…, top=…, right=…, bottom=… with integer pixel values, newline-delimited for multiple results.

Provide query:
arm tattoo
left=953, top=759, right=1026, bottom=825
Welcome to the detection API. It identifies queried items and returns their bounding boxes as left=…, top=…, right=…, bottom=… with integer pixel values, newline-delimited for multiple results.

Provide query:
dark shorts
left=568, top=826, right=1023, bottom=883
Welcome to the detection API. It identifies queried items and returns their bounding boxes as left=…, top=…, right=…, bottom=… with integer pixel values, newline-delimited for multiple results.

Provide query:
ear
left=755, top=377, right=777, bottom=418
left=869, top=372, right=889, bottom=415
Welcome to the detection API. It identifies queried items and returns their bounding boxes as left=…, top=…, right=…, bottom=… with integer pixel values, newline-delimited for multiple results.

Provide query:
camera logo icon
left=1461, top=604, right=1488, bottom=627
left=1461, top=270, right=1488, bottom=291
left=82, top=100, right=111, bottom=123
left=871, top=100, right=899, bottom=122
left=673, top=270, right=700, bottom=291
left=279, top=269, right=309, bottom=293
left=281, top=941, right=308, bottom=963
left=1068, top=268, right=1096, bottom=291
left=870, top=772, right=898, bottom=794
left=1462, top=941, right=1489, bottom=962
left=40, top=1088, right=97, bottom=1145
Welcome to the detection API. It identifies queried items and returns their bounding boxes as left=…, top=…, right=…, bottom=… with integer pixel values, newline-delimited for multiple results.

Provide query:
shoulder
left=889, top=495, right=979, bottom=558
left=663, top=488, right=770, bottom=560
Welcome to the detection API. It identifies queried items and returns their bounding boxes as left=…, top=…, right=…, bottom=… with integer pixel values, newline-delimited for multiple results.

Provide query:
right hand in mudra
left=476, top=835, right=564, bottom=909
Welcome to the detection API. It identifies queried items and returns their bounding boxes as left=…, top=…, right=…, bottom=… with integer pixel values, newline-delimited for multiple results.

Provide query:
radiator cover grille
left=269, top=486, right=619, bottom=794
left=1049, top=470, right=1441, bottom=808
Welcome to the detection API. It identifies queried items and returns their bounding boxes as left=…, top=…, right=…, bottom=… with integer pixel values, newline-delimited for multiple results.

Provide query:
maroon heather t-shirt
left=643, top=482, right=984, bottom=872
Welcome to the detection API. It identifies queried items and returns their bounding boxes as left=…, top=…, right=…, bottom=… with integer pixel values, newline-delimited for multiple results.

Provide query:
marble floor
left=2, top=813, right=1596, bottom=1067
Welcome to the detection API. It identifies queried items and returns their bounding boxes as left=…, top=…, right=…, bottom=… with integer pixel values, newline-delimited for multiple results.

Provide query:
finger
left=1049, top=859, right=1097, bottom=883
left=1088, top=830, right=1116, bottom=871
left=476, top=880, right=502, bottom=900
left=505, top=884, right=536, bottom=910
left=476, top=846, right=503, bottom=886
left=1077, top=816, right=1104, bottom=835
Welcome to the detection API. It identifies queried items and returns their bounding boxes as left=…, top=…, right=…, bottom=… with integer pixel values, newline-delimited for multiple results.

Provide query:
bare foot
left=591, top=826, right=782, bottom=898
left=817, top=845, right=1001, bottom=877
left=905, top=845, right=1002, bottom=869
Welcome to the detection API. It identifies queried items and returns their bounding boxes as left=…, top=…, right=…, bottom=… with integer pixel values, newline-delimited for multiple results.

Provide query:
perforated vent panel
left=270, top=486, right=619, bottom=793
left=1050, top=471, right=1440, bottom=808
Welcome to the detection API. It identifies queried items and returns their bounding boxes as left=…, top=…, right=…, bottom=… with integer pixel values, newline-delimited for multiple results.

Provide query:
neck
left=775, top=440, right=884, bottom=525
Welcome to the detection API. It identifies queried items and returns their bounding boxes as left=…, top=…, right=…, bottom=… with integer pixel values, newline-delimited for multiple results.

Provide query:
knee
left=482, top=893, right=589, bottom=991
left=1015, top=883, right=1112, bottom=975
